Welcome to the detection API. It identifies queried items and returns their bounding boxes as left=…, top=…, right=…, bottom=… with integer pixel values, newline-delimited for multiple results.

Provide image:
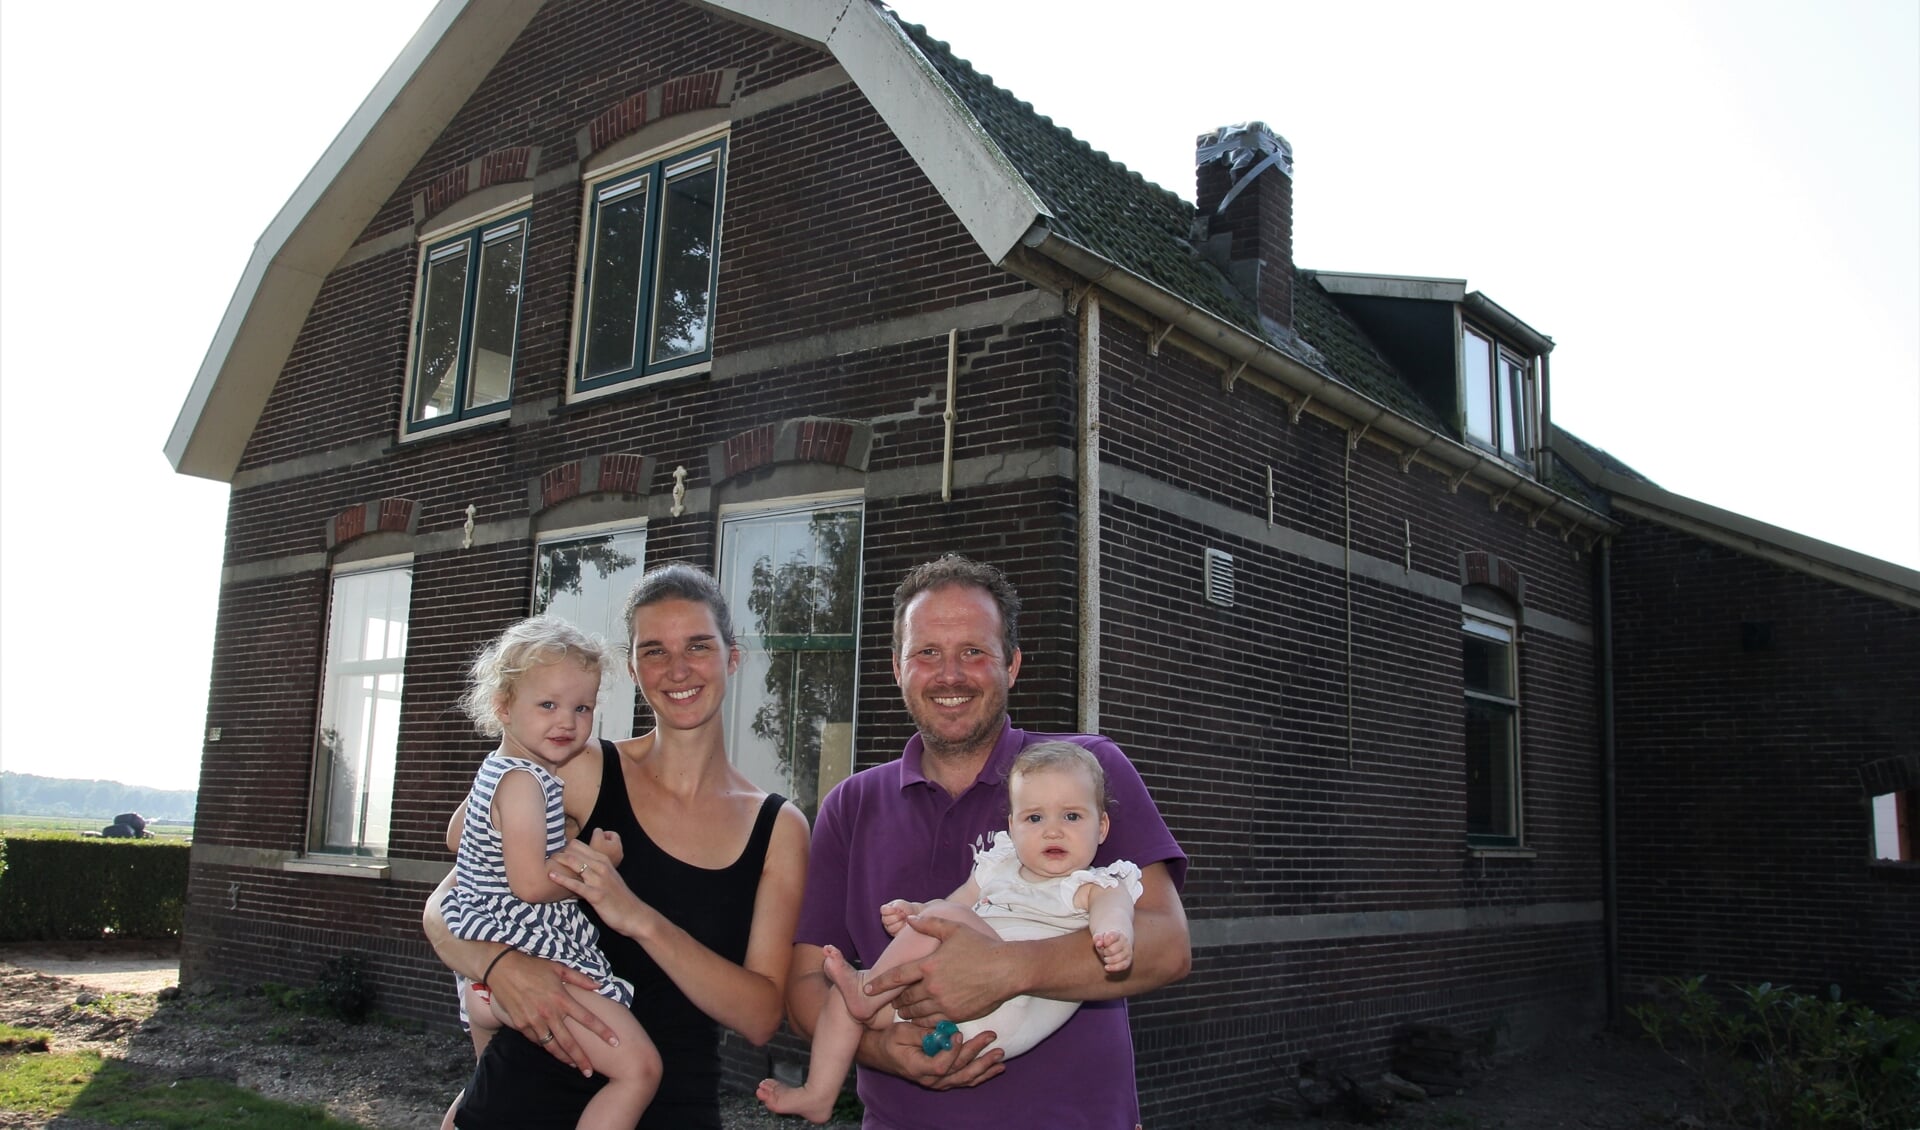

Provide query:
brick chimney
left=1195, top=122, right=1294, bottom=331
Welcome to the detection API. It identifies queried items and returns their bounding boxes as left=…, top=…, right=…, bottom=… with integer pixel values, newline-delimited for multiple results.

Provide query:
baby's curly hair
left=462, top=615, right=612, bottom=737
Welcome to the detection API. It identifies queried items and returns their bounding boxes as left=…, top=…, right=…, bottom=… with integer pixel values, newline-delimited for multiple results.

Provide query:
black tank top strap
left=743, top=792, right=785, bottom=870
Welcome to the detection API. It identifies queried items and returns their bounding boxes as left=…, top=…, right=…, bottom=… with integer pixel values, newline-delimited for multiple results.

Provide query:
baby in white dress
left=759, top=741, right=1142, bottom=1124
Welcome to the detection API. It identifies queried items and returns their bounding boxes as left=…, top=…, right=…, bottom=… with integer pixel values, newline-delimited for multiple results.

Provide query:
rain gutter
left=1017, top=224, right=1616, bottom=539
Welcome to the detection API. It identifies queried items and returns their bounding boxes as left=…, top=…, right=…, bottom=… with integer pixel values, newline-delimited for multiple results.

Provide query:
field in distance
left=0, top=814, right=194, bottom=841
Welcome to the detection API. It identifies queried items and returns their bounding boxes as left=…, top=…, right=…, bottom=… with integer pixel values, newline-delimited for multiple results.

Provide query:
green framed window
left=718, top=499, right=863, bottom=817
left=405, top=212, right=529, bottom=434
left=575, top=139, right=725, bottom=394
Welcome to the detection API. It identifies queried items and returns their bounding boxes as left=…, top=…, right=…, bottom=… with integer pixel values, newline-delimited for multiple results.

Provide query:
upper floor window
left=574, top=138, right=726, bottom=398
left=1462, top=325, right=1534, bottom=464
left=310, top=562, right=411, bottom=856
left=405, top=210, right=529, bottom=435
left=718, top=498, right=863, bottom=818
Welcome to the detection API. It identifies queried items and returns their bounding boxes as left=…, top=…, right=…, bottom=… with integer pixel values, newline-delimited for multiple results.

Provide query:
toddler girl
left=758, top=740, right=1141, bottom=1123
left=441, top=616, right=660, bottom=1129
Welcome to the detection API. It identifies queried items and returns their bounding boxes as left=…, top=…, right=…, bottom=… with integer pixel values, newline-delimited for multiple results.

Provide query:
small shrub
left=1631, top=975, right=1920, bottom=1129
left=259, top=955, right=375, bottom=1024
left=312, top=953, right=374, bottom=1023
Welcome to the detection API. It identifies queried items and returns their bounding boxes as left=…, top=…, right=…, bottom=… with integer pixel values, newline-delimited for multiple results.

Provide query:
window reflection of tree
left=744, top=511, right=859, bottom=815
left=535, top=537, right=639, bottom=609
left=650, top=165, right=716, bottom=363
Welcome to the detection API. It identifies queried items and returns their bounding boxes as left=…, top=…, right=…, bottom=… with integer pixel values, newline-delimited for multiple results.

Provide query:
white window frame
left=307, top=557, right=412, bottom=859
left=715, top=492, right=864, bottom=817
left=568, top=130, right=728, bottom=405
left=532, top=522, right=649, bottom=742
left=1460, top=323, right=1536, bottom=467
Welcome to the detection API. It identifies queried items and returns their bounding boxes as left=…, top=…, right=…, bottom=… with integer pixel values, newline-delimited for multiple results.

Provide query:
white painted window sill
left=283, top=857, right=391, bottom=880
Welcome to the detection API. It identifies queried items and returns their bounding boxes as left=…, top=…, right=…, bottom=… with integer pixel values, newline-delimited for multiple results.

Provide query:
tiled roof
left=1556, top=429, right=1654, bottom=484
left=895, top=19, right=1435, bottom=427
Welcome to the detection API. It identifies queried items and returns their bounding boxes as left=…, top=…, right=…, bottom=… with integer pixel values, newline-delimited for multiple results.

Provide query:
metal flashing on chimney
left=1196, top=122, right=1294, bottom=210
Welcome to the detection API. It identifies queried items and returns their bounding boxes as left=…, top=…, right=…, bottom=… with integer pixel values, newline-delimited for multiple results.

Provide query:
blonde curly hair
left=461, top=615, right=612, bottom=737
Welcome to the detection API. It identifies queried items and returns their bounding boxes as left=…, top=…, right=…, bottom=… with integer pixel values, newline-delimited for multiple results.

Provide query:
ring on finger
left=577, top=864, right=589, bottom=879
left=538, top=1031, right=555, bottom=1046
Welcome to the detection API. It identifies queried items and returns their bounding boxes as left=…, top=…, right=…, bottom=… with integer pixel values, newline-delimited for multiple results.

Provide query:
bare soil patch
left=1, top=945, right=1704, bottom=1129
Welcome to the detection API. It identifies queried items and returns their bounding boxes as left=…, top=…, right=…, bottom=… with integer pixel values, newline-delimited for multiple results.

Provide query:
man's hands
left=483, top=948, right=615, bottom=1075
left=863, top=1017, right=1005, bottom=1090
left=860, top=913, right=1016, bottom=1025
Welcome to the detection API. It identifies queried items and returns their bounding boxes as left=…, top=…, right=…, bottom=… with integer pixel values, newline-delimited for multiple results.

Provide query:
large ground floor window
left=310, top=563, right=411, bottom=856
left=534, top=526, right=647, bottom=741
left=718, top=499, right=863, bottom=817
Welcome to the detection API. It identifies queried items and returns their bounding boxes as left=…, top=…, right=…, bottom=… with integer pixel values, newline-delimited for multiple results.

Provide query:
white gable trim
left=166, top=0, right=1042, bottom=483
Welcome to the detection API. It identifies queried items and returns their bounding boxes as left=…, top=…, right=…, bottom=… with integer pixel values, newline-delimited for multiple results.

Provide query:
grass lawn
left=0, top=1024, right=362, bottom=1129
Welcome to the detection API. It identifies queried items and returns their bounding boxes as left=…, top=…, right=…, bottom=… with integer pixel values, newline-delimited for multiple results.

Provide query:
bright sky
left=2, top=0, right=1914, bottom=793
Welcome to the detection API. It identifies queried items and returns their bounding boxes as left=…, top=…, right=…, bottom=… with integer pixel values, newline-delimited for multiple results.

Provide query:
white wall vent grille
left=1203, top=548, right=1235, bottom=607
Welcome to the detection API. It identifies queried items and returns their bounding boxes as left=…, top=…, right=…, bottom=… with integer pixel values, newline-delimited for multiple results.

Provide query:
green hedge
left=0, top=835, right=188, bottom=940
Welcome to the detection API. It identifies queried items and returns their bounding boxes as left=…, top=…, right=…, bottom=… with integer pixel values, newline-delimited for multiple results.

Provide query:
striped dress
left=442, top=751, right=633, bottom=1006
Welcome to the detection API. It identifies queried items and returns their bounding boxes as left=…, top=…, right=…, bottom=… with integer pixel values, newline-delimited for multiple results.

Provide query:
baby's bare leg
left=759, top=906, right=1001, bottom=1124
left=459, top=979, right=504, bottom=1058
left=833, top=901, right=999, bottom=1020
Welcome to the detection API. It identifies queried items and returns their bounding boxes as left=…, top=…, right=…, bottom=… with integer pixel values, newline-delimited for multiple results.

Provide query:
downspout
left=1598, top=536, right=1619, bottom=1027
left=1077, top=296, right=1102, bottom=733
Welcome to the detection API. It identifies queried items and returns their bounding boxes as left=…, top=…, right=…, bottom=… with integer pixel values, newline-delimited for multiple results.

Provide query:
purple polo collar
left=898, top=717, right=1020, bottom=791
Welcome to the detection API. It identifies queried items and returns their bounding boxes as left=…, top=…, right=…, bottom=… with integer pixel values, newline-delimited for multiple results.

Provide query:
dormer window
left=1462, top=325, right=1535, bottom=464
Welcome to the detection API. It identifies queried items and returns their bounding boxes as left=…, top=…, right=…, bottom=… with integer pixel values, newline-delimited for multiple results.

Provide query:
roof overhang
left=165, top=0, right=544, bottom=481
left=167, top=0, right=1044, bottom=483
left=1551, top=425, right=1920, bottom=609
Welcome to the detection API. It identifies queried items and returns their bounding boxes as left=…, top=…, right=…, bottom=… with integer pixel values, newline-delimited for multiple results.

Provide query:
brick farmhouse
left=166, top=0, right=1919, bottom=1121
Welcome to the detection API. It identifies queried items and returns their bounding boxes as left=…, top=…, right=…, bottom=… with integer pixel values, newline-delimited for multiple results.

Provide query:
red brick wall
left=1608, top=513, right=1920, bottom=1008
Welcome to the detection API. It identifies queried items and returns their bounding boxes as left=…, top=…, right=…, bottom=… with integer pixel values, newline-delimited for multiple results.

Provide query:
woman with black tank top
left=425, top=564, right=810, bottom=1129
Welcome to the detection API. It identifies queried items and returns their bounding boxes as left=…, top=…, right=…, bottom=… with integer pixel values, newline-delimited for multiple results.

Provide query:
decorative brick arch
left=709, top=418, right=872, bottom=485
left=325, top=498, right=417, bottom=551
left=1859, top=754, right=1920, bottom=795
left=527, top=453, right=656, bottom=516
left=411, top=145, right=542, bottom=225
left=1460, top=550, right=1525, bottom=606
left=576, top=68, right=741, bottom=159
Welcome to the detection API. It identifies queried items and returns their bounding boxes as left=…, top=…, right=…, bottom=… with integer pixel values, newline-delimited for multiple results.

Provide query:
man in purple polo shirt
left=788, top=555, right=1191, bottom=1129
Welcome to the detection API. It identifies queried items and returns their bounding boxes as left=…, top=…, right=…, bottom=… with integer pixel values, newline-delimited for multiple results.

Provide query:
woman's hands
left=482, top=948, right=616, bottom=1075
left=550, top=836, right=652, bottom=942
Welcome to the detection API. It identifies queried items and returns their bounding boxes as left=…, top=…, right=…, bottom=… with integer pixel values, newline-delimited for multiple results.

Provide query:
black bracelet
left=478, top=947, right=513, bottom=987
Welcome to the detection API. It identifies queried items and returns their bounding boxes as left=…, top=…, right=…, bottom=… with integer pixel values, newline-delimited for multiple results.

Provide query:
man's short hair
left=890, top=553, right=1021, bottom=663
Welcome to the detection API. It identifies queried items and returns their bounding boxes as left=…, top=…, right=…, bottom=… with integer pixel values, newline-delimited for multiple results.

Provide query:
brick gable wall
left=1608, top=513, right=1920, bottom=1008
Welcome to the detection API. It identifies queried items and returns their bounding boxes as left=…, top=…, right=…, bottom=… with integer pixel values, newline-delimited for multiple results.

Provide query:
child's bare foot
left=823, top=944, right=887, bottom=1022
left=756, top=1077, right=836, bottom=1124
left=1093, top=929, right=1133, bottom=973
